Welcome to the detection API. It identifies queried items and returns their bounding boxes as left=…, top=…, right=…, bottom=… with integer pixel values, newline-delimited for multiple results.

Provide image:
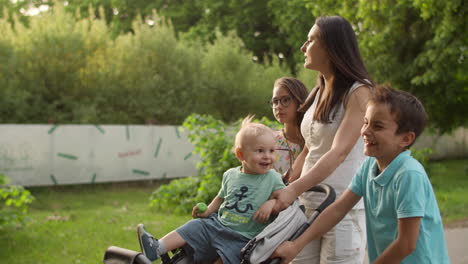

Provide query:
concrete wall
left=0, top=125, right=197, bottom=186
left=1, top=125, right=466, bottom=187
left=414, top=127, right=468, bottom=160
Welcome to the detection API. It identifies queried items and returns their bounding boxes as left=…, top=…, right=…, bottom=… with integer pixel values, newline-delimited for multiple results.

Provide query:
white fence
left=0, top=125, right=197, bottom=186
left=0, top=125, right=466, bottom=187
left=413, top=127, right=468, bottom=160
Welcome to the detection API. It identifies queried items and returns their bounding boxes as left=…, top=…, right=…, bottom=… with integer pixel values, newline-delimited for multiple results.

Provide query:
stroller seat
left=103, top=184, right=335, bottom=264
left=240, top=184, right=335, bottom=264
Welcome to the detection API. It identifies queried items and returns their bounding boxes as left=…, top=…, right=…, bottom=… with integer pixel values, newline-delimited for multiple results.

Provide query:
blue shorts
left=176, top=213, right=250, bottom=264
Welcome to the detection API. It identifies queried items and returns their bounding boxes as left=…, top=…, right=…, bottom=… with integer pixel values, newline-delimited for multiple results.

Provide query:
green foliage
left=150, top=176, right=201, bottom=214
left=411, top=147, right=434, bottom=176
left=150, top=114, right=238, bottom=213
left=0, top=184, right=191, bottom=263
left=2, top=0, right=312, bottom=73
left=427, top=159, right=468, bottom=222
left=150, top=114, right=280, bottom=214
left=200, top=32, right=290, bottom=121
left=267, top=0, right=316, bottom=71
left=181, top=0, right=315, bottom=75
left=0, top=174, right=34, bottom=228
left=0, top=3, right=291, bottom=124
left=0, top=167, right=466, bottom=263
left=309, top=0, right=467, bottom=132
left=1, top=0, right=465, bottom=131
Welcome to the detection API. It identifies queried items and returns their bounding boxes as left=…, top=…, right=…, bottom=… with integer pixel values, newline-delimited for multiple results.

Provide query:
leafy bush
left=151, top=114, right=437, bottom=213
left=0, top=174, right=34, bottom=228
left=411, top=147, right=434, bottom=176
left=0, top=4, right=293, bottom=124
left=150, top=176, right=201, bottom=215
left=150, top=114, right=280, bottom=214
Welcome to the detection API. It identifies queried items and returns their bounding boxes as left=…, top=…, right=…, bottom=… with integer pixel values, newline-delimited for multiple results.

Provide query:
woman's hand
left=271, top=187, right=298, bottom=214
left=271, top=241, right=302, bottom=264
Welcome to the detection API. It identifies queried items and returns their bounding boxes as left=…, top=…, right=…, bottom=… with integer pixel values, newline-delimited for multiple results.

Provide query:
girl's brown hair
left=299, top=16, right=373, bottom=122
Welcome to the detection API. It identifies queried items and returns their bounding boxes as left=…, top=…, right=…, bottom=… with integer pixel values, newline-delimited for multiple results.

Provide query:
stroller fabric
left=242, top=200, right=307, bottom=263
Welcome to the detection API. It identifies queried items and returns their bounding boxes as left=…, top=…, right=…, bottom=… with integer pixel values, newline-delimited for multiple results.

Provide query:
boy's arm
left=253, top=189, right=284, bottom=223
left=193, top=196, right=224, bottom=218
left=373, top=217, right=421, bottom=264
left=206, top=196, right=224, bottom=213
left=271, top=189, right=361, bottom=263
left=253, top=199, right=276, bottom=223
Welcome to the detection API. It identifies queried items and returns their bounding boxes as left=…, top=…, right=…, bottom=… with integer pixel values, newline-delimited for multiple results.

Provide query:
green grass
left=0, top=183, right=191, bottom=264
left=428, top=159, right=468, bottom=223
left=0, top=159, right=466, bottom=263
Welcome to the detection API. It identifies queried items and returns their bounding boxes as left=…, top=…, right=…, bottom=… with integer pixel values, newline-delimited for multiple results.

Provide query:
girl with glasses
left=269, top=77, right=308, bottom=181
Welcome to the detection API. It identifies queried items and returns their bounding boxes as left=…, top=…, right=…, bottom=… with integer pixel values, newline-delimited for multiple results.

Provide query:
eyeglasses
left=269, top=96, right=293, bottom=108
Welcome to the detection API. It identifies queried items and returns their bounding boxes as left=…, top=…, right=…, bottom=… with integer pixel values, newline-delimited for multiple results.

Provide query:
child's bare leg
left=159, top=230, right=186, bottom=253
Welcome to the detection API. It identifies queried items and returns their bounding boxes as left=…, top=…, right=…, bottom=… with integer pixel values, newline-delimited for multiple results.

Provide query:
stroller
left=103, top=184, right=335, bottom=264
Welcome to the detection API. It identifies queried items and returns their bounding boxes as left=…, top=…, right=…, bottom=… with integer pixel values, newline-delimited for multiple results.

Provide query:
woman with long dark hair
left=272, top=16, right=373, bottom=263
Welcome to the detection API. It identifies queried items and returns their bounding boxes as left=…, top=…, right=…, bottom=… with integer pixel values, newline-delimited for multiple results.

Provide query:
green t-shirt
left=217, top=166, right=285, bottom=239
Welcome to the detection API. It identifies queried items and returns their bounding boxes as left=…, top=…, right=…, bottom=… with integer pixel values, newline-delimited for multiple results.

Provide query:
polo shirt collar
left=372, top=150, right=411, bottom=186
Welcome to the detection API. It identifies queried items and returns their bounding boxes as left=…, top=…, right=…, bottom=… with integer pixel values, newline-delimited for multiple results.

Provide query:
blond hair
left=234, top=115, right=274, bottom=150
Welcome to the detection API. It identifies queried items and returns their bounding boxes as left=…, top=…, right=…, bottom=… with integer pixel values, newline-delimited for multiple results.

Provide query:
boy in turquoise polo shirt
left=272, top=85, right=450, bottom=263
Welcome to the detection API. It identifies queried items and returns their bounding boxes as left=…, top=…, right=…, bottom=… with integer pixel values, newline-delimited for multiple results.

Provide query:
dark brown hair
left=274, top=77, right=309, bottom=128
left=299, top=16, right=373, bottom=122
left=369, top=85, right=427, bottom=147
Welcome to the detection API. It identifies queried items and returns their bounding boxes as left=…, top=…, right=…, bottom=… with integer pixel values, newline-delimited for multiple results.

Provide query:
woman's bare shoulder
left=347, top=85, right=371, bottom=112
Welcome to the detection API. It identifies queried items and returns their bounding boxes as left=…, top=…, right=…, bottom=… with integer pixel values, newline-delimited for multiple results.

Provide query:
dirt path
left=445, top=218, right=468, bottom=264
left=363, top=219, right=468, bottom=264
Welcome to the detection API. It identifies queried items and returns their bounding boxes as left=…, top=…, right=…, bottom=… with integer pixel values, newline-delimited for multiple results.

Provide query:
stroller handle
left=306, top=184, right=336, bottom=213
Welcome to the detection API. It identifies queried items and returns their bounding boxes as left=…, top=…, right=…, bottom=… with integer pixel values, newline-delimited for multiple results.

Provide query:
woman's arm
left=372, top=217, right=421, bottom=264
left=272, top=189, right=361, bottom=263
left=274, top=86, right=370, bottom=210
left=286, top=146, right=308, bottom=183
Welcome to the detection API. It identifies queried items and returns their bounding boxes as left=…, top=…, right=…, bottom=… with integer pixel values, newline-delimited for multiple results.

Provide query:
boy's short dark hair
left=369, top=85, right=427, bottom=147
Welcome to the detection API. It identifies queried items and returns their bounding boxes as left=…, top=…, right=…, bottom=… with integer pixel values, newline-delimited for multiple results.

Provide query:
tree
left=309, top=0, right=467, bottom=132
left=2, top=0, right=465, bottom=131
left=0, top=3, right=290, bottom=124
left=1, top=0, right=314, bottom=74
left=183, top=0, right=314, bottom=74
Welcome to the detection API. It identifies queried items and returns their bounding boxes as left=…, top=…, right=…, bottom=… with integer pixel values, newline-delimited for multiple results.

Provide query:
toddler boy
left=138, top=116, right=285, bottom=264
